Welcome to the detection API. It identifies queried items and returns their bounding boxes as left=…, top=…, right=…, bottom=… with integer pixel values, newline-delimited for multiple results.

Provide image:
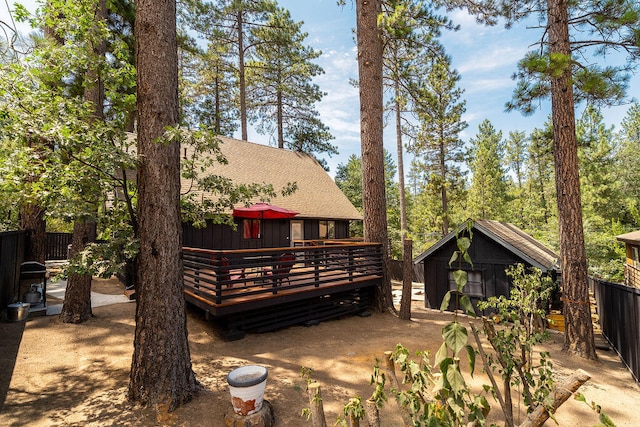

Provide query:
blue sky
left=3, top=0, right=637, bottom=176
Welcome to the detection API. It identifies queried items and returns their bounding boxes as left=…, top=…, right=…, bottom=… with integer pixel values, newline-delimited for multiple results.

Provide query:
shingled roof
left=616, top=230, right=640, bottom=245
left=414, top=219, right=559, bottom=272
left=182, top=136, right=362, bottom=221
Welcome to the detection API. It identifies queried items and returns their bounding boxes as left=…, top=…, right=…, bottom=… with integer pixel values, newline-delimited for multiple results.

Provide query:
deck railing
left=624, top=264, right=640, bottom=288
left=183, top=242, right=383, bottom=306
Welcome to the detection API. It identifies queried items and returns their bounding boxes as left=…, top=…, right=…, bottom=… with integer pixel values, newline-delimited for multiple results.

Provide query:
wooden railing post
left=348, top=247, right=354, bottom=282
left=313, top=249, right=321, bottom=286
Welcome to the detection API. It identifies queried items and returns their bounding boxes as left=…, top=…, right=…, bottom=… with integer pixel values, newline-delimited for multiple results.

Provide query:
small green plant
left=477, top=263, right=556, bottom=423
left=335, top=396, right=365, bottom=426
left=575, top=393, right=616, bottom=427
left=388, top=344, right=491, bottom=426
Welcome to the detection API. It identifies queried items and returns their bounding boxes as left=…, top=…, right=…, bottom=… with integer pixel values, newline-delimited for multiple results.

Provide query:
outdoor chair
left=214, top=256, right=245, bottom=288
left=264, top=252, right=296, bottom=288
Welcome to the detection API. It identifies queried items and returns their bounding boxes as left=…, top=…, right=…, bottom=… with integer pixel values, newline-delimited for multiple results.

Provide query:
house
left=616, top=230, right=640, bottom=288
left=414, top=219, right=560, bottom=312
left=181, top=137, right=362, bottom=250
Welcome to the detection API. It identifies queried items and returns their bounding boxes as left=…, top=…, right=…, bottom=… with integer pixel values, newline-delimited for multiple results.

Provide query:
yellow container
left=547, top=313, right=564, bottom=332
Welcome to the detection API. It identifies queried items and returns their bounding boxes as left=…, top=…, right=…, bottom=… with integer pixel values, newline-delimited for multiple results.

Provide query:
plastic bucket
left=227, top=365, right=268, bottom=416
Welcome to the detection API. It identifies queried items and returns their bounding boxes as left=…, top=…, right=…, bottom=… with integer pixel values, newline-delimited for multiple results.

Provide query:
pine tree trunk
left=356, top=0, right=393, bottom=313
left=19, top=203, right=46, bottom=263
left=128, top=0, right=198, bottom=410
left=399, top=239, right=412, bottom=320
left=394, top=82, right=407, bottom=238
left=277, top=88, right=284, bottom=148
left=547, top=0, right=597, bottom=360
left=439, top=138, right=449, bottom=235
left=238, top=10, right=248, bottom=141
left=60, top=220, right=96, bottom=323
left=60, top=0, right=107, bottom=324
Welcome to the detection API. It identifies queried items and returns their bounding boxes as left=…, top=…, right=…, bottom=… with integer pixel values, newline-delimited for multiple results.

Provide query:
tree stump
left=307, top=382, right=328, bottom=427
left=224, top=400, right=274, bottom=427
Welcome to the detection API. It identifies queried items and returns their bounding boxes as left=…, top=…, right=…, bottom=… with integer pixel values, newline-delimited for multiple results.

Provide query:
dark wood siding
left=335, top=221, right=349, bottom=239
left=183, top=218, right=351, bottom=250
left=305, top=220, right=319, bottom=240
left=1, top=231, right=25, bottom=308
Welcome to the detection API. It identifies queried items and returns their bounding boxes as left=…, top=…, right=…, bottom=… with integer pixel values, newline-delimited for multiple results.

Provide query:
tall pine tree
left=466, top=120, right=508, bottom=221
left=248, top=7, right=336, bottom=161
left=411, top=54, right=467, bottom=235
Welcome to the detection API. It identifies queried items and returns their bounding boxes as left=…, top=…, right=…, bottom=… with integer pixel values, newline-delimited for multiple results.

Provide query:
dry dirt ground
left=1, top=278, right=640, bottom=426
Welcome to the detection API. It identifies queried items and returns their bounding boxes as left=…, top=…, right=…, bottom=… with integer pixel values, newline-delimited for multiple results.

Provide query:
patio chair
left=214, top=256, right=245, bottom=287
left=264, top=252, right=296, bottom=288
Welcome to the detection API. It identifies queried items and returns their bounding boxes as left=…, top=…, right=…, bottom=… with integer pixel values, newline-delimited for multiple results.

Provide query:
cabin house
left=181, top=137, right=362, bottom=250
left=616, top=230, right=640, bottom=288
left=414, top=220, right=560, bottom=312
left=178, top=138, right=378, bottom=336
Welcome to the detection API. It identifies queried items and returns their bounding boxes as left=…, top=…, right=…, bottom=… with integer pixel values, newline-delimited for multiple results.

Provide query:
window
left=319, top=220, right=335, bottom=239
left=633, top=246, right=639, bottom=269
left=243, top=219, right=261, bottom=239
left=448, top=270, right=484, bottom=297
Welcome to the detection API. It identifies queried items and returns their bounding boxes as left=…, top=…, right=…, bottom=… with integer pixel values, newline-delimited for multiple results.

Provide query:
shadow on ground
left=0, top=320, right=25, bottom=413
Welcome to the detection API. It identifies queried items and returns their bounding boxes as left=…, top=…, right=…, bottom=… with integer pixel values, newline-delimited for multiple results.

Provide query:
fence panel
left=0, top=231, right=26, bottom=308
left=46, top=232, right=73, bottom=260
left=591, top=277, right=640, bottom=384
left=389, top=259, right=424, bottom=283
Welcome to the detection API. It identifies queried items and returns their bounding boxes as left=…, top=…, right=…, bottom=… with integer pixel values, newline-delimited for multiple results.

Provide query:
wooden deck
left=183, top=243, right=383, bottom=337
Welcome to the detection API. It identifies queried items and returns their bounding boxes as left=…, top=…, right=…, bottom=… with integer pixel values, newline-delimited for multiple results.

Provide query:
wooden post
left=307, top=382, right=327, bottom=427
left=399, top=239, right=413, bottom=320
left=364, top=399, right=380, bottom=427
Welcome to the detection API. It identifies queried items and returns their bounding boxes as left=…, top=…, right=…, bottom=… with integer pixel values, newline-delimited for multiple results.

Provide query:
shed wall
left=422, top=230, right=541, bottom=312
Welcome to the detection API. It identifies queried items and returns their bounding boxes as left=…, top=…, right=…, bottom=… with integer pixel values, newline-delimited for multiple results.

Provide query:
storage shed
left=414, top=219, right=560, bottom=312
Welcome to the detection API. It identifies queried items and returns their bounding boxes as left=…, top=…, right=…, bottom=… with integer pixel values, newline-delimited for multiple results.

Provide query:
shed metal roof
left=414, top=219, right=559, bottom=272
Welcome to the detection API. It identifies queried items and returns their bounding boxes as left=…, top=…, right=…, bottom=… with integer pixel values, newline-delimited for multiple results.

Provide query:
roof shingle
left=182, top=137, right=362, bottom=220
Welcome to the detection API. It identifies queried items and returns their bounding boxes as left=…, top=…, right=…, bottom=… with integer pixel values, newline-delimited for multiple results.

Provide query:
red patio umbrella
left=232, top=202, right=299, bottom=219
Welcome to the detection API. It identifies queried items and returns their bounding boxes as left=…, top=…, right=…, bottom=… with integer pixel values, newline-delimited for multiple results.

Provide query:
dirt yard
left=1, top=278, right=640, bottom=426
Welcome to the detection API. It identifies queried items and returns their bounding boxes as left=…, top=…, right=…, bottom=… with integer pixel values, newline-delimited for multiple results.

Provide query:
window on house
left=319, top=220, right=335, bottom=239
left=243, top=219, right=261, bottom=239
left=448, top=270, right=484, bottom=297
left=633, top=246, right=639, bottom=269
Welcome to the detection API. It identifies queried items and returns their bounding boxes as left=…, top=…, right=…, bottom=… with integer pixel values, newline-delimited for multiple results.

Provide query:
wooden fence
left=46, top=232, right=73, bottom=260
left=389, top=259, right=424, bottom=283
left=0, top=231, right=26, bottom=309
left=590, top=276, right=640, bottom=384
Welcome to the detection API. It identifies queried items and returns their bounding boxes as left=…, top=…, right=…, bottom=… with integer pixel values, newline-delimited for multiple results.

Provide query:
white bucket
left=227, top=365, right=268, bottom=416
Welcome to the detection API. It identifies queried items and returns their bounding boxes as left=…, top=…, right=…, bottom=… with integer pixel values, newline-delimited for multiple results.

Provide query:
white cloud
left=463, top=76, right=516, bottom=95
left=318, top=47, right=357, bottom=76
left=456, top=46, right=525, bottom=75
